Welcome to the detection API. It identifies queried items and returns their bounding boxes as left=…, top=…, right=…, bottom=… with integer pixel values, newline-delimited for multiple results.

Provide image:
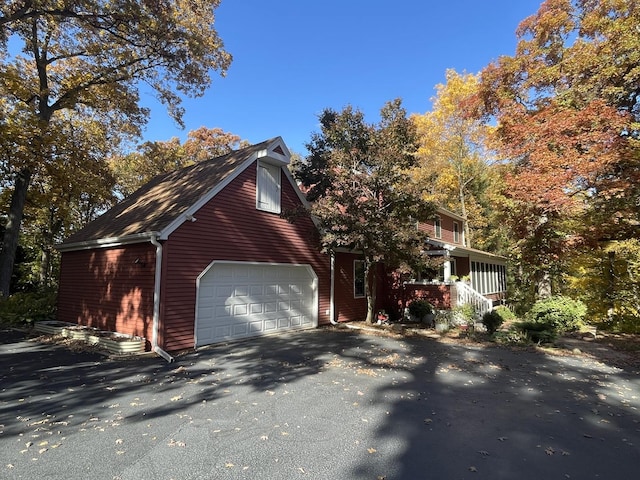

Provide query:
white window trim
left=453, top=221, right=460, bottom=243
left=354, top=260, right=366, bottom=298
left=434, top=215, right=442, bottom=239
left=256, top=161, right=281, bottom=214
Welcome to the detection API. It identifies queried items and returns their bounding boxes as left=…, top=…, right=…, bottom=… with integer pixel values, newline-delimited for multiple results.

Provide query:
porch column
left=443, top=259, right=452, bottom=282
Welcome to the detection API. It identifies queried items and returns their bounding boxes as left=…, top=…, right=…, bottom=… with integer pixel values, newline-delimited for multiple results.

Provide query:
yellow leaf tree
left=411, top=70, right=495, bottom=248
left=0, top=1, right=232, bottom=295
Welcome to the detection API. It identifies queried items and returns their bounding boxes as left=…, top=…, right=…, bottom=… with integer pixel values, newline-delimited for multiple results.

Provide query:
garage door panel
left=233, top=304, right=248, bottom=316
left=249, top=303, right=263, bottom=314
left=196, top=263, right=317, bottom=347
left=250, top=285, right=263, bottom=296
left=216, top=285, right=233, bottom=298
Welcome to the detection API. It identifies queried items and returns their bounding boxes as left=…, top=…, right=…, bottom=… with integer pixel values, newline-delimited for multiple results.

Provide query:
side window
left=354, top=260, right=366, bottom=298
left=256, top=162, right=281, bottom=213
left=434, top=216, right=442, bottom=239
left=453, top=222, right=460, bottom=243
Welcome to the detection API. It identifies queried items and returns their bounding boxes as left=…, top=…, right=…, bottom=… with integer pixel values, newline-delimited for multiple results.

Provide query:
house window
left=453, top=222, right=460, bottom=243
left=256, top=161, right=281, bottom=213
left=434, top=216, right=442, bottom=239
left=354, top=260, right=366, bottom=298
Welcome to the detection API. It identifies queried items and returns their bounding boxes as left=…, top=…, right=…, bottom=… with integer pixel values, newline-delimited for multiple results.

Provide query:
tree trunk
left=38, top=207, right=62, bottom=288
left=365, top=261, right=377, bottom=324
left=536, top=271, right=552, bottom=300
left=459, top=183, right=471, bottom=248
left=39, top=248, right=51, bottom=288
left=0, top=168, right=32, bottom=297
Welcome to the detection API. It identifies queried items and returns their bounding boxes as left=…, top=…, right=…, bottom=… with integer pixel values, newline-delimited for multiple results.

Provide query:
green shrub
left=525, top=296, right=587, bottom=334
left=0, top=290, right=57, bottom=327
left=515, top=320, right=557, bottom=344
left=408, top=299, right=434, bottom=318
left=482, top=310, right=504, bottom=334
left=493, top=328, right=529, bottom=345
left=494, top=305, right=516, bottom=322
left=453, top=303, right=476, bottom=323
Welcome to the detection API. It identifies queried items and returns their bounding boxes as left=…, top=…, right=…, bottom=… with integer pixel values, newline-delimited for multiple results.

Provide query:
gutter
left=56, top=232, right=158, bottom=252
left=329, top=251, right=338, bottom=325
left=149, top=233, right=174, bottom=363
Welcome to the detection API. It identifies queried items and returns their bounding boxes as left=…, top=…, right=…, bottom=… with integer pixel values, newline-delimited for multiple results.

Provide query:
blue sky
left=141, top=0, right=544, bottom=155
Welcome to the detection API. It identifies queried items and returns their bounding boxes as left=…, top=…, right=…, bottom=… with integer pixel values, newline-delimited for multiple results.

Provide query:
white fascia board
left=425, top=238, right=456, bottom=251
left=257, top=136, right=290, bottom=166
left=56, top=232, right=160, bottom=252
left=158, top=154, right=259, bottom=240
left=426, top=249, right=453, bottom=256
left=158, top=138, right=294, bottom=241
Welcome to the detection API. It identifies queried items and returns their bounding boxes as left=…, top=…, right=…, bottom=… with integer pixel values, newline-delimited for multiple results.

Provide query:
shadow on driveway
left=1, top=327, right=639, bottom=479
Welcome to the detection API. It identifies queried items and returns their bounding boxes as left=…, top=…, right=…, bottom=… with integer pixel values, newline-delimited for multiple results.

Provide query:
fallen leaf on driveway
left=469, top=466, right=477, bottom=472
left=368, top=447, right=377, bottom=454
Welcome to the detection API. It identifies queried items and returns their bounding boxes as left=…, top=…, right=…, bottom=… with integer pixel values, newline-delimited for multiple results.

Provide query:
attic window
left=256, top=161, right=281, bottom=213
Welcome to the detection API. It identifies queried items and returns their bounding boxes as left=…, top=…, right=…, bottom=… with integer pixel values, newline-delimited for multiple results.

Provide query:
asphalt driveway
left=1, top=327, right=639, bottom=479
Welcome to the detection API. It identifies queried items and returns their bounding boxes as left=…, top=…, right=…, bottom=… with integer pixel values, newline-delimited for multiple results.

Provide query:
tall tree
left=110, top=127, right=246, bottom=198
left=294, top=99, right=436, bottom=323
left=0, top=1, right=231, bottom=296
left=475, top=0, right=640, bottom=299
left=411, top=69, right=495, bottom=248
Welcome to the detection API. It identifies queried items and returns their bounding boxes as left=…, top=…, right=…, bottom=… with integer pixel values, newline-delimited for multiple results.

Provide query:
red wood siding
left=57, top=243, right=155, bottom=345
left=383, top=269, right=452, bottom=319
left=420, top=213, right=463, bottom=245
left=333, top=253, right=369, bottom=322
left=159, top=163, right=332, bottom=351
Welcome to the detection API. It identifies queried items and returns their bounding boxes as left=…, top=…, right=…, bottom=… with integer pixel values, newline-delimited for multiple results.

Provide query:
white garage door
left=195, top=262, right=318, bottom=347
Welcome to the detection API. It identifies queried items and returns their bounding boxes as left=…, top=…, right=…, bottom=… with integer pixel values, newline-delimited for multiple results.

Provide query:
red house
left=390, top=208, right=507, bottom=316
left=56, top=138, right=506, bottom=358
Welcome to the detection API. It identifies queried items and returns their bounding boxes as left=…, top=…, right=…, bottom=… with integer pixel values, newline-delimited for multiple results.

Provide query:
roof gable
left=60, top=137, right=292, bottom=248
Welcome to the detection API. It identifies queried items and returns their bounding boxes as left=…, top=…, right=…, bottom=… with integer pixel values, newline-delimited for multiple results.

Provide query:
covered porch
left=384, top=241, right=507, bottom=321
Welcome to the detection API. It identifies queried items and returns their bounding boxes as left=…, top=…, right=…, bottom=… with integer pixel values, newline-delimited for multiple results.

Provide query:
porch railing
left=455, top=281, right=493, bottom=318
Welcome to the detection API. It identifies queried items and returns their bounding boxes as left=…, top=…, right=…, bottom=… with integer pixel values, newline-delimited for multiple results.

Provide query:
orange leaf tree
left=475, top=0, right=640, bottom=302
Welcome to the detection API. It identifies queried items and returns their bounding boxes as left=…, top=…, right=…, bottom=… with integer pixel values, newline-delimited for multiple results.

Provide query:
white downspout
left=330, top=251, right=338, bottom=325
left=150, top=233, right=174, bottom=363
